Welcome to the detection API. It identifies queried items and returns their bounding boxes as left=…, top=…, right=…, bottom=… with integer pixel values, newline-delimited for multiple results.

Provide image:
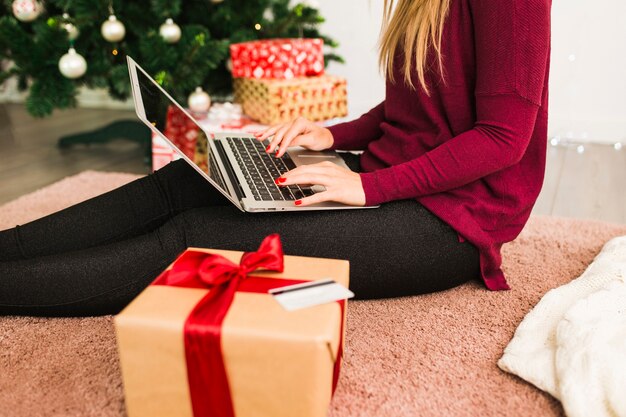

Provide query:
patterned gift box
left=229, top=38, right=324, bottom=79
left=233, top=75, right=348, bottom=125
left=151, top=105, right=267, bottom=172
left=163, top=105, right=206, bottom=160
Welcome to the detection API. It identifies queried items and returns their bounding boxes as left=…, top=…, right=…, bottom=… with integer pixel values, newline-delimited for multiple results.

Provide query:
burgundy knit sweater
left=328, top=0, right=552, bottom=290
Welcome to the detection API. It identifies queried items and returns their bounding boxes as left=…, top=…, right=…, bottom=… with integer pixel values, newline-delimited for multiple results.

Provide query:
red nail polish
left=277, top=177, right=286, bottom=183
left=295, top=200, right=302, bottom=206
left=265, top=145, right=271, bottom=152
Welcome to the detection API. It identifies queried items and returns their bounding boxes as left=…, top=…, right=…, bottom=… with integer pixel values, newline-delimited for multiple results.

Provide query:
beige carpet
left=1, top=171, right=625, bottom=417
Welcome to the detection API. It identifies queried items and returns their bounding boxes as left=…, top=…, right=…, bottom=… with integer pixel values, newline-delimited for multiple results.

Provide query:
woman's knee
left=153, top=160, right=230, bottom=211
left=349, top=238, right=478, bottom=299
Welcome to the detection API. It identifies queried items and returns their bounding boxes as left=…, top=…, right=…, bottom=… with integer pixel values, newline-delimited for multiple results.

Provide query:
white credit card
left=269, top=279, right=354, bottom=311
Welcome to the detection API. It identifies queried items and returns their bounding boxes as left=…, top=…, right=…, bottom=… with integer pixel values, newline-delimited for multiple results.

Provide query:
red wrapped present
left=163, top=105, right=205, bottom=160
left=151, top=105, right=267, bottom=172
left=229, top=38, right=324, bottom=79
left=115, top=234, right=349, bottom=417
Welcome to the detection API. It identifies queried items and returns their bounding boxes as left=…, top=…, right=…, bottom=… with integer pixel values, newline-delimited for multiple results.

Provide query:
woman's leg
left=0, top=212, right=187, bottom=316
left=0, top=159, right=227, bottom=262
left=0, top=196, right=479, bottom=317
left=175, top=201, right=480, bottom=299
left=0, top=150, right=478, bottom=316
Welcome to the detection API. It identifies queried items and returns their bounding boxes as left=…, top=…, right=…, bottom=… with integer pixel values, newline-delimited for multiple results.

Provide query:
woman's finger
left=293, top=191, right=334, bottom=207
left=254, top=124, right=283, bottom=141
left=266, top=123, right=292, bottom=153
left=288, top=132, right=315, bottom=150
left=276, top=172, right=333, bottom=187
left=277, top=163, right=337, bottom=180
left=275, top=118, right=307, bottom=157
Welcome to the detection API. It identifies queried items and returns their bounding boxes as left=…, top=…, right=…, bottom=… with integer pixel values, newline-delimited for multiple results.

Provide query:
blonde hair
left=378, top=0, right=451, bottom=93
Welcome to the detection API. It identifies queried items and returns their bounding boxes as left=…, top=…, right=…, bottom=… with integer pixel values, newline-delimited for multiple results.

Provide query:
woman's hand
left=254, top=116, right=334, bottom=158
left=257, top=117, right=365, bottom=206
left=275, top=161, right=366, bottom=207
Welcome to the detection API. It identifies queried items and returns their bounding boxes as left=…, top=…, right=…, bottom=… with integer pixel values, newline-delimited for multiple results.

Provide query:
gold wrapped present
left=115, top=234, right=349, bottom=417
left=233, top=75, right=348, bottom=125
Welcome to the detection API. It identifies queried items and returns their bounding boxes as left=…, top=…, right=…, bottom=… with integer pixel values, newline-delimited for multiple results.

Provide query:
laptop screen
left=135, top=68, right=229, bottom=194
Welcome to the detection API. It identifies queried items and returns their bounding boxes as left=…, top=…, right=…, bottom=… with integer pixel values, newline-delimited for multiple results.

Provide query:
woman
left=0, top=0, right=551, bottom=316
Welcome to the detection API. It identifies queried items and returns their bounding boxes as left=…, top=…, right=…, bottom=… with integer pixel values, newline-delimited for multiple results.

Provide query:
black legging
left=0, top=155, right=480, bottom=317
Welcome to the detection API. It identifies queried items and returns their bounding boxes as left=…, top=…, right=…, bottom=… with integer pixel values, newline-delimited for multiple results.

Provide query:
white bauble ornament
left=58, top=48, right=87, bottom=79
left=64, top=22, right=79, bottom=40
left=210, top=0, right=224, bottom=3
left=188, top=87, right=211, bottom=112
left=12, top=0, right=42, bottom=22
left=159, top=18, right=181, bottom=44
left=225, top=58, right=232, bottom=72
left=62, top=13, right=80, bottom=40
left=101, top=14, right=126, bottom=42
left=262, top=7, right=274, bottom=21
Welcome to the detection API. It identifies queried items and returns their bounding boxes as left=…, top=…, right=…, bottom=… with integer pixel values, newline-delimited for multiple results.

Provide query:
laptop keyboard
left=224, top=137, right=316, bottom=202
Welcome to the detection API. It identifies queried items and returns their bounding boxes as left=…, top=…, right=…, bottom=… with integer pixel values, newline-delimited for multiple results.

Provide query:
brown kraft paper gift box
left=115, top=247, right=349, bottom=417
left=233, top=75, right=348, bottom=125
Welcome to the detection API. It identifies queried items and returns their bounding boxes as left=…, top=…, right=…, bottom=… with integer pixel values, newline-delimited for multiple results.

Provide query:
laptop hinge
left=214, top=139, right=246, bottom=201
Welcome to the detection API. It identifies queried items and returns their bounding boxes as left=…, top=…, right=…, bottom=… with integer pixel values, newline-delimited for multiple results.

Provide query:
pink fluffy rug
left=1, top=171, right=625, bottom=417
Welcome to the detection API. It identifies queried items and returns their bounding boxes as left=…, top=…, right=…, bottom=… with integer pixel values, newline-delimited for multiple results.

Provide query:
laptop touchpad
left=288, top=147, right=348, bottom=168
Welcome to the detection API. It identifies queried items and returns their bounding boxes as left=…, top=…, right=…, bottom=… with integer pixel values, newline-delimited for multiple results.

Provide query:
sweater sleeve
left=327, top=101, right=385, bottom=151
left=360, top=94, right=540, bottom=205
left=360, top=0, right=551, bottom=206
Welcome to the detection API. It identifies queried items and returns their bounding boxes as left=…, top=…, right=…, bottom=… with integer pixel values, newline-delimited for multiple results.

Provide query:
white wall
left=549, top=0, right=626, bottom=143
left=317, top=0, right=386, bottom=119
left=319, top=0, right=626, bottom=143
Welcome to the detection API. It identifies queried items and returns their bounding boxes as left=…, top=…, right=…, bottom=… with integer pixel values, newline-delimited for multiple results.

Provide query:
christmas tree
left=0, top=0, right=343, bottom=117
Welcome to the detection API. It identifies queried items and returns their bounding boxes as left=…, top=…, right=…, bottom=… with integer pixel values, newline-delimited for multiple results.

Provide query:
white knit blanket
left=498, top=235, right=626, bottom=417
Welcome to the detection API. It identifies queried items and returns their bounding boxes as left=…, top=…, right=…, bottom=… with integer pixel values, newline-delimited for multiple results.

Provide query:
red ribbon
left=152, top=234, right=345, bottom=417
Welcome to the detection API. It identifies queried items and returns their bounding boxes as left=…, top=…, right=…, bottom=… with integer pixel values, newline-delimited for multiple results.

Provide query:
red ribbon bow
left=161, top=232, right=286, bottom=289
left=152, top=234, right=344, bottom=417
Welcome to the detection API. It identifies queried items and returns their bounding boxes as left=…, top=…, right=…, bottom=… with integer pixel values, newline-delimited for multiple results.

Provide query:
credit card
left=269, top=279, right=354, bottom=311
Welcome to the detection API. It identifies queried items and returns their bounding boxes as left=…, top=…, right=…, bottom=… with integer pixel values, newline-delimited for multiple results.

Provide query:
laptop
left=127, top=56, right=378, bottom=212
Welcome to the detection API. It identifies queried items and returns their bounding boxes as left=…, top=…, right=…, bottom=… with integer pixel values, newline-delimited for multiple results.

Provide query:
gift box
left=233, top=75, right=348, bottom=125
left=229, top=38, right=324, bottom=79
left=150, top=105, right=200, bottom=171
left=151, top=104, right=267, bottom=172
left=152, top=134, right=180, bottom=171
left=115, top=234, right=349, bottom=417
left=163, top=105, right=205, bottom=160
